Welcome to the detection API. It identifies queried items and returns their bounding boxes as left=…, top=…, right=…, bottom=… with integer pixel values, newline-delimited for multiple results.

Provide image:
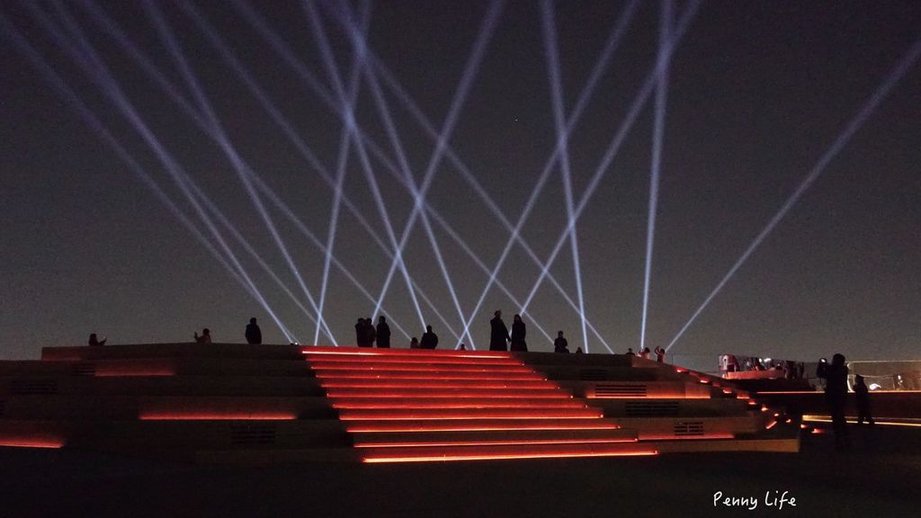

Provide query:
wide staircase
left=304, top=348, right=653, bottom=462
left=0, top=344, right=798, bottom=464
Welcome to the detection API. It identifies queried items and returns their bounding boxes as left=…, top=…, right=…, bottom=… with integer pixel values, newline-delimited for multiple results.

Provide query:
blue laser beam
left=639, top=0, right=673, bottom=352
left=143, top=0, right=338, bottom=343
left=517, top=1, right=700, bottom=332
left=541, top=0, right=590, bottom=352
left=665, top=32, right=921, bottom=353
left=3, top=8, right=298, bottom=341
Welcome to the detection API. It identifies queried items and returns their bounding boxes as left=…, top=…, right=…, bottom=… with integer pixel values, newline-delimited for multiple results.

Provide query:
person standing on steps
left=420, top=325, right=439, bottom=349
left=854, top=374, right=875, bottom=425
left=489, top=310, right=510, bottom=351
left=245, top=317, right=262, bottom=344
left=376, top=316, right=391, bottom=348
left=553, top=331, right=569, bottom=353
left=510, top=314, right=528, bottom=352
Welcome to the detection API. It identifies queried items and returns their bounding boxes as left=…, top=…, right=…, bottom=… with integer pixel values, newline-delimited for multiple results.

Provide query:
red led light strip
left=0, top=438, right=65, bottom=449
left=362, top=449, right=657, bottom=463
left=355, top=437, right=639, bottom=448
left=338, top=411, right=603, bottom=421
left=346, top=422, right=621, bottom=433
left=139, top=412, right=296, bottom=420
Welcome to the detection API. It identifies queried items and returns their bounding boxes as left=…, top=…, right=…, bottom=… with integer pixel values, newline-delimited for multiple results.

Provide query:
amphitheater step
left=358, top=441, right=658, bottom=463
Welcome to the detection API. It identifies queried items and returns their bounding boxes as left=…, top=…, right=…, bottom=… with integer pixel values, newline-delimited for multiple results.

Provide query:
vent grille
left=10, top=379, right=59, bottom=395
left=674, top=421, right=705, bottom=436
left=625, top=401, right=678, bottom=417
left=230, top=424, right=277, bottom=446
left=579, top=369, right=608, bottom=381
left=596, top=383, right=648, bottom=397
left=72, top=363, right=96, bottom=377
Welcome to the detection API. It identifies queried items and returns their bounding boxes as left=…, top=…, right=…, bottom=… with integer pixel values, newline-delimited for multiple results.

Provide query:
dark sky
left=1, top=1, right=919, bottom=368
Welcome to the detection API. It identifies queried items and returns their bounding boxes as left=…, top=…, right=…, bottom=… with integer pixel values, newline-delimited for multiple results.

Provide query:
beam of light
left=80, top=0, right=433, bottom=342
left=41, top=2, right=333, bottom=342
left=639, top=0, right=673, bottom=352
left=298, top=1, right=433, bottom=339
left=665, top=32, right=921, bottom=353
left=326, top=1, right=641, bottom=352
left=334, top=1, right=504, bottom=338
left=452, top=1, right=642, bottom=352
left=230, top=0, right=599, bottom=348
left=541, top=0, right=590, bottom=353
left=226, top=0, right=461, bottom=342
left=310, top=1, right=371, bottom=346
left=142, top=0, right=338, bottom=344
left=0, top=11, right=297, bottom=342
left=517, top=1, right=701, bottom=334
left=423, top=208, right=555, bottom=344
left=32, top=3, right=301, bottom=338
left=329, top=1, right=505, bottom=348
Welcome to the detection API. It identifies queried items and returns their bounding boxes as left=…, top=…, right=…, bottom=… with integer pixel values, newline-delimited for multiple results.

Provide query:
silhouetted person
left=88, top=333, right=106, bottom=346
left=245, top=317, right=262, bottom=345
left=639, top=347, right=650, bottom=360
left=194, top=328, right=211, bottom=344
left=553, top=331, right=569, bottom=353
left=410, top=337, right=420, bottom=349
left=822, top=353, right=850, bottom=450
left=366, top=318, right=376, bottom=347
left=459, top=343, right=466, bottom=351
left=626, top=348, right=635, bottom=356
left=854, top=374, right=874, bottom=425
left=575, top=347, right=583, bottom=354
left=654, top=346, right=666, bottom=363
left=510, top=314, right=528, bottom=352
left=356, top=318, right=371, bottom=347
left=420, top=325, right=438, bottom=349
left=376, top=316, right=391, bottom=348
left=489, top=310, right=510, bottom=351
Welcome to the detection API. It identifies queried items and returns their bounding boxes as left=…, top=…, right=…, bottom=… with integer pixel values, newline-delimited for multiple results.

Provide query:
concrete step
left=3, top=358, right=316, bottom=378
left=593, top=398, right=753, bottom=418
left=350, top=428, right=639, bottom=447
left=0, top=395, right=335, bottom=420
left=310, top=369, right=543, bottom=380
left=612, top=415, right=765, bottom=439
left=343, top=417, right=623, bottom=433
left=336, top=407, right=604, bottom=421
left=314, top=378, right=557, bottom=389
left=358, top=441, right=658, bottom=463
left=327, top=397, right=587, bottom=409
left=42, top=344, right=307, bottom=361
left=0, top=375, right=324, bottom=397
left=0, top=418, right=350, bottom=450
left=323, top=387, right=569, bottom=399
left=564, top=380, right=713, bottom=399
left=305, top=358, right=523, bottom=368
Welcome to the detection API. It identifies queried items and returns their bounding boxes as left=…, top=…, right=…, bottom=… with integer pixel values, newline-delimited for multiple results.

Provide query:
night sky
left=1, top=1, right=919, bottom=369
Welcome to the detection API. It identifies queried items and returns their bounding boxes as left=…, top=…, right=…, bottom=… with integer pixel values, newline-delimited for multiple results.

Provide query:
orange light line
left=0, top=439, right=65, bottom=449
left=355, top=438, right=638, bottom=448
left=340, top=414, right=603, bottom=421
left=138, top=413, right=297, bottom=420
left=346, top=423, right=621, bottom=432
left=326, top=387, right=573, bottom=399
left=314, top=374, right=545, bottom=381
left=324, top=391, right=572, bottom=399
left=317, top=382, right=556, bottom=389
left=361, top=450, right=657, bottom=463
left=330, top=401, right=587, bottom=409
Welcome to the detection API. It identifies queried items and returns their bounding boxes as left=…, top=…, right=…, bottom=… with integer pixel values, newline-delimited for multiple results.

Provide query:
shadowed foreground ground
left=1, top=424, right=919, bottom=517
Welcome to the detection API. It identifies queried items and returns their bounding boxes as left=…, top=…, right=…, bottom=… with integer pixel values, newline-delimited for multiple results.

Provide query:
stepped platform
left=0, top=343, right=798, bottom=463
